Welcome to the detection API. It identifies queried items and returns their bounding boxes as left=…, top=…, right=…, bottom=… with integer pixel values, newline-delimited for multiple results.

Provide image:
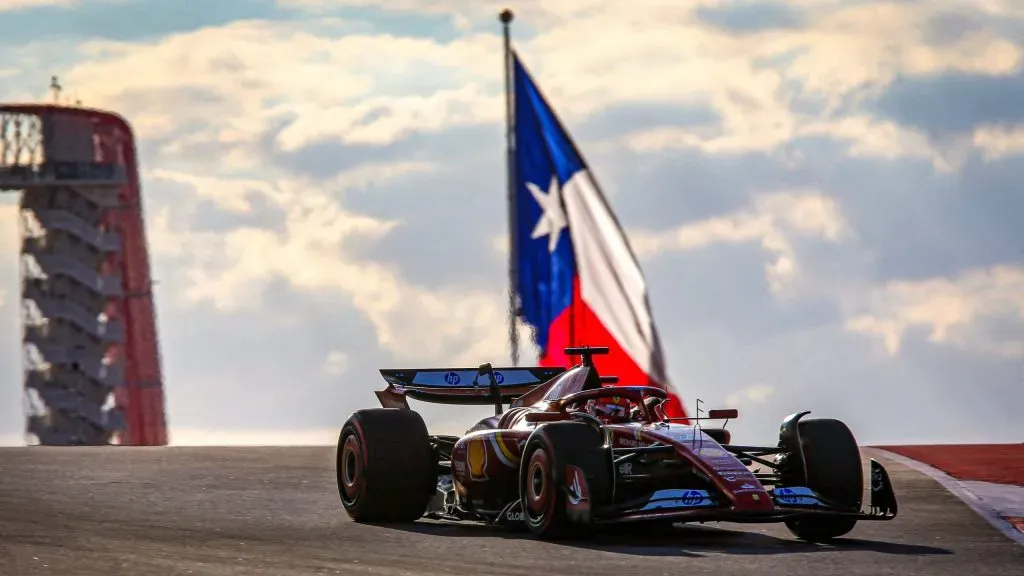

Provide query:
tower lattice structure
left=0, top=103, right=168, bottom=446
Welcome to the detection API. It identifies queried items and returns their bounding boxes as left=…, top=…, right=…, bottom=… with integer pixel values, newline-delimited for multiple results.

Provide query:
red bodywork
left=448, top=403, right=774, bottom=520
left=381, top=359, right=777, bottom=522
left=370, top=350, right=899, bottom=529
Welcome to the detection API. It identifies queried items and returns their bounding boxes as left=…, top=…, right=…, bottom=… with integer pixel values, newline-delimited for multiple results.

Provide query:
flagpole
left=500, top=8, right=520, bottom=367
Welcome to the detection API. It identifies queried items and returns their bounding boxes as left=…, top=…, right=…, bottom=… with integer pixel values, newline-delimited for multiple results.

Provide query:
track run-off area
left=2, top=446, right=1022, bottom=576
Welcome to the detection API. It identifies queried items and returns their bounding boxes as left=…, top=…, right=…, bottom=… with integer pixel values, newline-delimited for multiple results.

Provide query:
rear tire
left=336, top=408, right=437, bottom=523
left=519, top=421, right=612, bottom=540
left=780, top=418, right=862, bottom=542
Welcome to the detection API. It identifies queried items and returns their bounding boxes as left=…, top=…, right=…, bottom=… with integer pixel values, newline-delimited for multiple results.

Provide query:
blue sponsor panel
left=640, top=489, right=715, bottom=511
left=406, top=368, right=551, bottom=388
left=405, top=370, right=473, bottom=387
left=772, top=486, right=823, bottom=506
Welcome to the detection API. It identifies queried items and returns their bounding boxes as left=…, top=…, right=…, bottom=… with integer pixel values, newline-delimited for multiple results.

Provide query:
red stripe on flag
left=538, top=278, right=688, bottom=420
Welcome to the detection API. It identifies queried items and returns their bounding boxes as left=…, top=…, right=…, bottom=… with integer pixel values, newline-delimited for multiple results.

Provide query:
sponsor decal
left=453, top=460, right=467, bottom=475
left=712, top=465, right=752, bottom=475
left=616, top=438, right=653, bottom=448
left=698, top=448, right=727, bottom=458
left=707, top=459, right=751, bottom=474
left=734, top=485, right=763, bottom=494
left=679, top=490, right=707, bottom=506
left=640, top=489, right=715, bottom=511
left=772, top=486, right=821, bottom=506
left=444, top=371, right=461, bottom=385
left=567, top=468, right=585, bottom=505
left=467, top=437, right=488, bottom=480
left=611, top=426, right=655, bottom=448
left=505, top=509, right=524, bottom=521
left=564, top=465, right=591, bottom=521
left=752, top=494, right=760, bottom=501
left=618, top=462, right=634, bottom=475
left=707, top=457, right=743, bottom=465
left=732, top=481, right=765, bottom=495
left=493, top=371, right=504, bottom=384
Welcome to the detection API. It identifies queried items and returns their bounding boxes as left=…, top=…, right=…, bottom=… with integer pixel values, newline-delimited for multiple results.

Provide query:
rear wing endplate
left=375, top=364, right=567, bottom=409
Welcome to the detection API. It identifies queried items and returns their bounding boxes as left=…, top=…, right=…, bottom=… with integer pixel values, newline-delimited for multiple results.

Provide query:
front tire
left=519, top=421, right=611, bottom=540
left=336, top=408, right=437, bottom=523
left=780, top=418, right=862, bottom=542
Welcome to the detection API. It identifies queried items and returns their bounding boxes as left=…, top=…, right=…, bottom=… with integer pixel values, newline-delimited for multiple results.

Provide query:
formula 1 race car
left=335, top=346, right=898, bottom=541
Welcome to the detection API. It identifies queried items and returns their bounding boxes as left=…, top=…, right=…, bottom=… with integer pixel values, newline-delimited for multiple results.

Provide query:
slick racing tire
left=336, top=408, right=437, bottom=523
left=779, top=418, right=863, bottom=542
left=519, top=421, right=612, bottom=540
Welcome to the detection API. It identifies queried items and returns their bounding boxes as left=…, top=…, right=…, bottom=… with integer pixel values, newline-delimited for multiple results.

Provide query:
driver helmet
left=587, top=395, right=631, bottom=423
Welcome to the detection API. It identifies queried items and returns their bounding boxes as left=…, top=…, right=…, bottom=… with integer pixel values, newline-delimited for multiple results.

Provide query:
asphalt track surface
left=2, top=447, right=1023, bottom=576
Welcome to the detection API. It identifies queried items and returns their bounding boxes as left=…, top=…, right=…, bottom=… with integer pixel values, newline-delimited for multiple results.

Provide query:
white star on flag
left=526, top=175, right=567, bottom=253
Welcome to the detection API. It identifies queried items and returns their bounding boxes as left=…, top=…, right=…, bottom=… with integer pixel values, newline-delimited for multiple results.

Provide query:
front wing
left=495, top=458, right=898, bottom=527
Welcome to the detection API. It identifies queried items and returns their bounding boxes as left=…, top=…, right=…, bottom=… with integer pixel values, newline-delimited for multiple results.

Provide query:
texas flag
left=510, top=51, right=689, bottom=420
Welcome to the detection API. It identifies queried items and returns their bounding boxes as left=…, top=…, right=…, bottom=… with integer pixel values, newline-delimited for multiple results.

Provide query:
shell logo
left=467, top=437, right=488, bottom=480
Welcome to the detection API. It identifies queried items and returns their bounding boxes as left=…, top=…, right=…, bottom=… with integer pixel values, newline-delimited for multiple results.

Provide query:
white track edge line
left=867, top=447, right=1024, bottom=546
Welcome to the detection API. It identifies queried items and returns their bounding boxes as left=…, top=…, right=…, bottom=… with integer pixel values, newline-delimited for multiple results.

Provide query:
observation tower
left=0, top=79, right=168, bottom=446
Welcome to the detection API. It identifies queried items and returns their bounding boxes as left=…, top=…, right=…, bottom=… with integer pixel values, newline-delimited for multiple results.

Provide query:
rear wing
left=375, top=364, right=567, bottom=410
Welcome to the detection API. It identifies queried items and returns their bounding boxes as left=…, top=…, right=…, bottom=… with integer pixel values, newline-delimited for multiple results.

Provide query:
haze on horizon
left=0, top=0, right=1021, bottom=448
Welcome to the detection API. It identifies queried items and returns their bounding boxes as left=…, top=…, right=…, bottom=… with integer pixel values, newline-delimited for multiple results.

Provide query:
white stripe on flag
left=562, top=168, right=668, bottom=384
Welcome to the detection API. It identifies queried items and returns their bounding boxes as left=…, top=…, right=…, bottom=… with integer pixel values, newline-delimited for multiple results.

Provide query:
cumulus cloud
left=631, top=191, right=848, bottom=292
left=146, top=168, right=524, bottom=365
left=971, top=124, right=1024, bottom=161
left=846, top=265, right=1024, bottom=358
left=62, top=20, right=503, bottom=158
left=53, top=0, right=1023, bottom=164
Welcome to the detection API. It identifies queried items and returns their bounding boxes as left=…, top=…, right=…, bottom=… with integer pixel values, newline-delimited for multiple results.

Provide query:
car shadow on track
left=381, top=520, right=953, bottom=558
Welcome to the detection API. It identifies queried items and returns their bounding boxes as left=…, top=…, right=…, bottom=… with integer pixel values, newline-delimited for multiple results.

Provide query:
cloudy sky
left=0, top=0, right=1021, bottom=447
